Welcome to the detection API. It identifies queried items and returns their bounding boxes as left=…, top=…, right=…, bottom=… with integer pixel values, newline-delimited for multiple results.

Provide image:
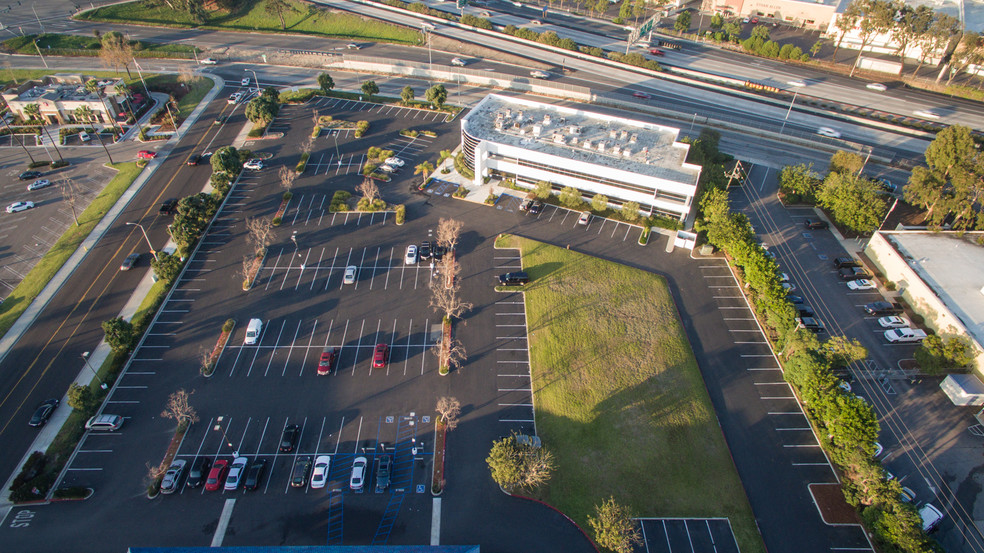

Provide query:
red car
left=205, top=459, right=229, bottom=491
left=648, top=48, right=664, bottom=56
left=632, top=91, right=651, bottom=99
left=750, top=16, right=759, bottom=23
left=372, top=343, right=388, bottom=368
left=137, top=150, right=157, bottom=160
left=317, top=347, right=339, bottom=375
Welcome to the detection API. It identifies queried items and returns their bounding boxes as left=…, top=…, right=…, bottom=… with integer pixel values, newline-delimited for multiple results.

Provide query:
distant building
left=460, top=94, right=702, bottom=225
left=705, top=0, right=839, bottom=30
left=1, top=74, right=130, bottom=125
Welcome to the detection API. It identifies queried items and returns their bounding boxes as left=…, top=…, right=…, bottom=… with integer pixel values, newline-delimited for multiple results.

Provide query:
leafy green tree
left=824, top=336, right=868, bottom=368
left=317, top=72, right=334, bottom=95
left=559, top=186, right=583, bottom=208
left=722, top=22, right=742, bottom=41
left=67, top=383, right=97, bottom=412
left=821, top=392, right=879, bottom=452
left=260, top=86, right=279, bottom=102
left=426, top=84, right=448, bottom=108
left=210, top=146, right=241, bottom=175
left=151, top=251, right=183, bottom=284
left=245, top=93, right=280, bottom=125
left=904, top=125, right=980, bottom=228
left=265, top=0, right=298, bottom=30
left=674, top=10, right=691, bottom=33
left=631, top=0, right=645, bottom=22
left=592, top=194, right=609, bottom=212
left=588, top=497, right=643, bottom=553
left=891, top=4, right=933, bottom=74
left=400, top=85, right=415, bottom=104
left=911, top=13, right=962, bottom=77
left=779, top=163, right=821, bottom=202
left=23, top=103, right=40, bottom=121
left=487, top=436, right=524, bottom=489
left=74, top=105, right=94, bottom=123
left=846, top=0, right=897, bottom=77
left=829, top=150, right=864, bottom=175
left=750, top=25, right=770, bottom=41
left=84, top=79, right=99, bottom=94
left=534, top=180, right=552, bottom=199
left=620, top=201, right=640, bottom=221
left=862, top=501, right=934, bottom=553
left=710, top=13, right=724, bottom=29
left=810, top=40, right=824, bottom=57
left=361, top=80, right=379, bottom=101
left=817, top=172, right=886, bottom=234
left=170, top=193, right=221, bottom=256
left=593, top=0, right=609, bottom=16
left=618, top=0, right=632, bottom=20
left=915, top=334, right=974, bottom=374
left=102, top=317, right=134, bottom=354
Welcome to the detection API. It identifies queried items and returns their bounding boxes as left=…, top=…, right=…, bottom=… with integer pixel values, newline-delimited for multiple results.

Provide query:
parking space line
left=403, top=319, right=413, bottom=376
left=419, top=318, right=430, bottom=375
left=298, top=320, right=318, bottom=377
left=383, top=247, right=394, bottom=290
left=386, top=319, right=398, bottom=376
left=352, top=416, right=364, bottom=454
left=350, top=320, right=366, bottom=375
left=262, top=321, right=287, bottom=377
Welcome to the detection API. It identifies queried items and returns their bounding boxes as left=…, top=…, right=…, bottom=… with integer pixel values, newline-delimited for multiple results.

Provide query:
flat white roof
left=887, top=232, right=984, bottom=347
left=462, top=94, right=700, bottom=187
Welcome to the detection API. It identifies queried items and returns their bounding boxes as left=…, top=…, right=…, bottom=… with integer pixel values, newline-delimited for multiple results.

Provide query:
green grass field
left=0, top=163, right=144, bottom=340
left=2, top=34, right=199, bottom=58
left=78, top=0, right=421, bottom=44
left=495, top=235, right=765, bottom=553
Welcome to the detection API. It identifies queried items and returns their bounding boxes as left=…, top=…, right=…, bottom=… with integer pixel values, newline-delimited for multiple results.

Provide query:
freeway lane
left=0, top=84, right=245, bottom=484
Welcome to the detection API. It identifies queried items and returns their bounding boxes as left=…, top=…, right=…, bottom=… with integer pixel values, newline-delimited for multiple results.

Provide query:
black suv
left=280, top=424, right=300, bottom=453
left=833, top=257, right=861, bottom=269
left=185, top=456, right=211, bottom=488
left=528, top=201, right=543, bottom=214
left=375, top=455, right=392, bottom=492
left=803, top=219, right=829, bottom=230
left=159, top=199, right=178, bottom=216
left=796, top=317, right=825, bottom=333
left=290, top=457, right=312, bottom=488
left=839, top=267, right=873, bottom=280
left=18, top=170, right=42, bottom=181
left=243, top=459, right=267, bottom=491
left=797, top=306, right=815, bottom=318
left=864, top=301, right=904, bottom=316
left=498, top=272, right=530, bottom=286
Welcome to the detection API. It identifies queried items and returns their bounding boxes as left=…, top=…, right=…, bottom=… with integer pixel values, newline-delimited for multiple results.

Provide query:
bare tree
left=145, top=460, right=169, bottom=486
left=60, top=178, right=80, bottom=226
left=439, top=251, right=460, bottom=289
left=244, top=216, right=274, bottom=255
left=521, top=447, right=555, bottom=488
left=436, top=217, right=463, bottom=253
left=177, top=65, right=197, bottom=86
left=160, top=388, right=199, bottom=428
left=442, top=336, right=467, bottom=372
left=357, top=178, right=380, bottom=202
left=435, top=396, right=462, bottom=430
left=99, top=31, right=133, bottom=78
left=279, top=165, right=298, bottom=192
left=429, top=275, right=473, bottom=321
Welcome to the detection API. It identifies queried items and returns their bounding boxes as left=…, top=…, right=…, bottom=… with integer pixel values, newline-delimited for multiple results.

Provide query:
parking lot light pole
left=33, top=39, right=48, bottom=69
left=82, top=352, right=108, bottom=390
left=214, top=416, right=239, bottom=458
left=125, top=222, right=159, bottom=261
left=780, top=80, right=805, bottom=135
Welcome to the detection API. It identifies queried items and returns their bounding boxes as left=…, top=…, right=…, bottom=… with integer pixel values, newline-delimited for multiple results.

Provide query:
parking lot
left=637, top=518, right=740, bottom=553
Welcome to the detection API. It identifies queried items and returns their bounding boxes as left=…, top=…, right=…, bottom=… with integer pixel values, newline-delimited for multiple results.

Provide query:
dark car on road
left=803, top=219, right=829, bottom=230
left=186, top=154, right=201, bottom=166
left=120, top=253, right=140, bottom=271
left=243, top=458, right=267, bottom=491
left=280, top=424, right=300, bottom=452
left=159, top=199, right=178, bottom=216
left=839, top=267, right=873, bottom=280
left=18, top=170, right=43, bottom=181
left=864, top=301, right=904, bottom=316
left=498, top=272, right=530, bottom=286
left=528, top=200, right=543, bottom=214
left=797, top=306, right=815, bottom=318
left=28, top=399, right=59, bottom=427
left=290, top=457, right=312, bottom=488
left=375, top=455, right=392, bottom=492
left=185, top=456, right=211, bottom=488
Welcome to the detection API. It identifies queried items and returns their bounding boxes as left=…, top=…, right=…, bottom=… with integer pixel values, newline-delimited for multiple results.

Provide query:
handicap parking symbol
left=416, top=484, right=426, bottom=494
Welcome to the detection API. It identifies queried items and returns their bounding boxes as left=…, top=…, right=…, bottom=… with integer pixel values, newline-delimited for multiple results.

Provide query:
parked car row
left=404, top=241, right=447, bottom=265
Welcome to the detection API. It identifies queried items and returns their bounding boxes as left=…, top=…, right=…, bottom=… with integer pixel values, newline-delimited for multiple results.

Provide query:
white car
left=227, top=92, right=242, bottom=105
left=225, top=457, right=248, bottom=491
left=349, top=456, right=368, bottom=490
left=200, top=58, right=218, bottom=65
left=847, top=279, right=876, bottom=290
left=27, top=179, right=51, bottom=191
left=577, top=212, right=591, bottom=225
left=343, top=265, right=357, bottom=284
left=914, top=109, right=940, bottom=120
left=244, top=158, right=264, bottom=170
left=346, top=43, right=361, bottom=49
left=241, top=77, right=250, bottom=87
left=405, top=245, right=418, bottom=265
left=781, top=282, right=796, bottom=292
left=385, top=157, right=405, bottom=167
left=866, top=83, right=887, bottom=92
left=451, top=57, right=466, bottom=67
left=878, top=315, right=911, bottom=328
left=78, top=131, right=91, bottom=142
left=6, top=201, right=34, bottom=213
left=779, top=272, right=790, bottom=282
left=816, top=127, right=841, bottom=139
left=311, top=455, right=331, bottom=489
left=529, top=19, right=542, bottom=25
left=160, top=459, right=186, bottom=494
left=530, top=70, right=550, bottom=79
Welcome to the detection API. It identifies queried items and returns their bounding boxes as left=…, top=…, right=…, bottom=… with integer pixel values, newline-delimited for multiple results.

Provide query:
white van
left=919, top=503, right=944, bottom=532
left=884, top=328, right=927, bottom=343
left=244, top=318, right=263, bottom=345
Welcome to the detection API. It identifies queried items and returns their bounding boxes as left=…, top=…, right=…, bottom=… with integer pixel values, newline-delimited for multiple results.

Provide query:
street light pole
left=779, top=80, right=805, bottom=135
left=33, top=39, right=48, bottom=69
left=214, top=416, right=239, bottom=458
left=244, top=68, right=260, bottom=94
left=125, top=222, right=159, bottom=260
left=132, top=59, right=152, bottom=101
left=82, top=351, right=108, bottom=390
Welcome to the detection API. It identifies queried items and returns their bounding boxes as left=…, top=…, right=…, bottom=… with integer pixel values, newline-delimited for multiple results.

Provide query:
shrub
left=453, top=152, right=474, bottom=179
left=296, top=152, right=309, bottom=173
left=400, top=129, right=420, bottom=137
left=330, top=190, right=352, bottom=212
left=28, top=160, right=48, bottom=169
left=354, top=120, right=370, bottom=138
left=453, top=186, right=469, bottom=198
left=50, top=160, right=70, bottom=169
left=356, top=197, right=387, bottom=211
left=272, top=217, right=282, bottom=226
left=311, top=126, right=321, bottom=138
left=222, top=318, right=235, bottom=333
left=395, top=204, right=406, bottom=224
left=485, top=194, right=498, bottom=205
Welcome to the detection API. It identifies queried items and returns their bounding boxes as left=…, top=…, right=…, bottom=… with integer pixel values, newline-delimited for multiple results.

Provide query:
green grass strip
left=495, top=234, right=765, bottom=553
left=78, top=0, right=421, bottom=45
left=2, top=33, right=199, bottom=58
left=0, top=162, right=144, bottom=340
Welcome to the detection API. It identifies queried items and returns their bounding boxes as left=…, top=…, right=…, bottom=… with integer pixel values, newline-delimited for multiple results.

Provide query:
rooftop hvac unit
left=568, top=125, right=580, bottom=135
left=515, top=110, right=524, bottom=121
left=582, top=139, right=593, bottom=149
left=532, top=125, right=542, bottom=137
left=612, top=145, right=622, bottom=155
left=597, top=141, right=606, bottom=153
left=552, top=133, right=565, bottom=144
left=630, top=133, right=638, bottom=143
left=504, top=108, right=512, bottom=118
left=622, top=148, right=632, bottom=157
left=609, top=129, right=617, bottom=139
left=542, top=114, right=552, bottom=125
left=619, top=130, right=628, bottom=140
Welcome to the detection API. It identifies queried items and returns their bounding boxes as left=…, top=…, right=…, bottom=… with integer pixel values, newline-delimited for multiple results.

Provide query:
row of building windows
left=501, top=171, right=681, bottom=220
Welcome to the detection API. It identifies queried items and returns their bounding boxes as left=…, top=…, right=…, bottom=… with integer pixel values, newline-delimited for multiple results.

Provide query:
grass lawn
left=78, top=0, right=421, bottom=45
left=0, top=163, right=144, bottom=340
left=495, top=235, right=765, bottom=553
left=1, top=34, right=199, bottom=58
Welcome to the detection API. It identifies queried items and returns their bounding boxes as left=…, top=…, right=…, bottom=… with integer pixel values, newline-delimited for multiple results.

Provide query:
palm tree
left=414, top=161, right=434, bottom=189
left=23, top=103, right=40, bottom=122
left=75, top=105, right=94, bottom=124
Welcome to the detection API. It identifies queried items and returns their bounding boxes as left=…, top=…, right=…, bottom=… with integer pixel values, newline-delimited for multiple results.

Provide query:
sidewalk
left=0, top=74, right=226, bottom=511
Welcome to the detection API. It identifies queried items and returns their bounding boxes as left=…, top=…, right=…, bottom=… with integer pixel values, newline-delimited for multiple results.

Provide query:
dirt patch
left=809, top=483, right=861, bottom=525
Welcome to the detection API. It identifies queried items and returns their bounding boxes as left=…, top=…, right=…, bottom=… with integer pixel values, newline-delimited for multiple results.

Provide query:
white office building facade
left=460, top=95, right=701, bottom=224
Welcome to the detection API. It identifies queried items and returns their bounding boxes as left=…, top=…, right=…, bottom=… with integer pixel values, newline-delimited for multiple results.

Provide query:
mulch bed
left=809, top=483, right=861, bottom=524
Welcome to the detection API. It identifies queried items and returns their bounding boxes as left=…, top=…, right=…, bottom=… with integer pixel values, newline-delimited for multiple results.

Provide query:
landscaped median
left=493, top=234, right=765, bottom=553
